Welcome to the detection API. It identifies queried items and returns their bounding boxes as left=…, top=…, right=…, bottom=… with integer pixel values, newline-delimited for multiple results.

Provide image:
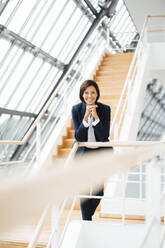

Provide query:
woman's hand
left=91, top=105, right=99, bottom=120
left=84, top=105, right=98, bottom=122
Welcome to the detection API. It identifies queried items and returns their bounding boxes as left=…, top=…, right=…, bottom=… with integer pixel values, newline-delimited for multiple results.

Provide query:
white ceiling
left=124, top=0, right=165, bottom=32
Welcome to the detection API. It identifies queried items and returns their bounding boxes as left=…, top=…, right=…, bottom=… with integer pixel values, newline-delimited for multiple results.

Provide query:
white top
left=82, top=116, right=100, bottom=147
left=82, top=116, right=100, bottom=128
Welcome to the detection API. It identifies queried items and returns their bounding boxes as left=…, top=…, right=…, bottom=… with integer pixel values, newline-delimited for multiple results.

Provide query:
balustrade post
left=63, top=80, right=68, bottom=116
left=145, top=158, right=161, bottom=247
left=114, top=123, right=119, bottom=140
left=106, top=27, right=110, bottom=50
left=36, top=121, right=41, bottom=164
left=51, top=205, right=60, bottom=248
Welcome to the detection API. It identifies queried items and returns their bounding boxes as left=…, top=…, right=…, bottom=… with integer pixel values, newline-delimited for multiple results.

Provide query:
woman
left=72, top=80, right=111, bottom=221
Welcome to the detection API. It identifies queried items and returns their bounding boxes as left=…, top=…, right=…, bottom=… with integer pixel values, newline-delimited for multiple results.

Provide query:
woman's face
left=83, top=85, right=98, bottom=105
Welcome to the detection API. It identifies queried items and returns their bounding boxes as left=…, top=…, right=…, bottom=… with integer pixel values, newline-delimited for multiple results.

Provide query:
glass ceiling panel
left=52, top=9, right=92, bottom=63
left=110, top=0, right=137, bottom=47
left=0, top=114, right=34, bottom=141
left=0, top=0, right=93, bottom=63
left=0, top=40, right=63, bottom=113
left=111, top=6, right=126, bottom=30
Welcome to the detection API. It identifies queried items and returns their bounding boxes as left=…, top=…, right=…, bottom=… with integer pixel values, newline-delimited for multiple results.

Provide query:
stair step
left=96, top=69, right=129, bottom=75
left=98, top=69, right=130, bottom=74
left=100, top=94, right=123, bottom=99
left=105, top=52, right=133, bottom=58
left=103, top=54, right=133, bottom=59
left=68, top=129, right=74, bottom=138
left=101, top=60, right=132, bottom=66
left=103, top=59, right=133, bottom=64
left=103, top=55, right=133, bottom=60
left=99, top=64, right=130, bottom=69
left=99, top=86, right=123, bottom=92
left=104, top=54, right=133, bottom=61
left=58, top=148, right=71, bottom=157
left=96, top=80, right=125, bottom=85
left=63, top=138, right=74, bottom=148
left=101, top=99, right=119, bottom=104
left=70, top=120, right=73, bottom=128
left=52, top=157, right=67, bottom=167
left=0, top=241, right=45, bottom=248
left=95, top=76, right=127, bottom=81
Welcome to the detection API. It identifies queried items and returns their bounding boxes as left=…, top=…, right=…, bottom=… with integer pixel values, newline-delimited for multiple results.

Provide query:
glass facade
left=0, top=0, right=137, bottom=162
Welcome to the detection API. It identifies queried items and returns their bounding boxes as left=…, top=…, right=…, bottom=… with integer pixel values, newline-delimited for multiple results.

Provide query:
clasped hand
left=84, top=104, right=98, bottom=122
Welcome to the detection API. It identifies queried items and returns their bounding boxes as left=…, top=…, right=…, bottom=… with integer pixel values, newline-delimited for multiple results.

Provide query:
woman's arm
left=72, top=106, right=88, bottom=141
left=93, top=106, right=111, bottom=141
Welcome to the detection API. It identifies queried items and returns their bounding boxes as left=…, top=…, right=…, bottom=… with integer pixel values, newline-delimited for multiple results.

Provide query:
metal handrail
left=110, top=14, right=165, bottom=140
left=110, top=16, right=149, bottom=139
left=57, top=140, right=165, bottom=248
left=24, top=140, right=165, bottom=248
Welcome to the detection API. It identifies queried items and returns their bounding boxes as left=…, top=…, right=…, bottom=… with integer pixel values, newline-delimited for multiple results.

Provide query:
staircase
left=56, top=52, right=134, bottom=158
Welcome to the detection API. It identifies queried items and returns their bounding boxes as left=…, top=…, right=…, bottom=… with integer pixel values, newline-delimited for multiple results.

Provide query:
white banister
left=51, top=205, right=60, bottom=248
left=36, top=121, right=41, bottom=165
left=0, top=142, right=164, bottom=229
left=139, top=158, right=161, bottom=247
left=27, top=205, right=49, bottom=248
left=145, top=159, right=161, bottom=247
left=110, top=16, right=149, bottom=140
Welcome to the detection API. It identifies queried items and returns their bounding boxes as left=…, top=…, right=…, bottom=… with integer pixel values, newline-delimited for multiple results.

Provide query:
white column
left=51, top=205, right=60, bottom=248
left=145, top=158, right=161, bottom=247
left=36, top=121, right=41, bottom=164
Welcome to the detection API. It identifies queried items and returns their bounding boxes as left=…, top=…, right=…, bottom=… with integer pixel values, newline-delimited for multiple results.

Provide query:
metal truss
left=0, top=24, right=65, bottom=70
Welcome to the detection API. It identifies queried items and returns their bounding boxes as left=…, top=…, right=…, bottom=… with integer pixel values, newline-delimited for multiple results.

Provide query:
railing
left=110, top=18, right=146, bottom=139
left=0, top=141, right=165, bottom=248
left=110, top=15, right=165, bottom=140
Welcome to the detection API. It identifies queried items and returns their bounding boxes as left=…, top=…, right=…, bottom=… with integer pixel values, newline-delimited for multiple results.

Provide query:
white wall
left=124, top=0, right=165, bottom=32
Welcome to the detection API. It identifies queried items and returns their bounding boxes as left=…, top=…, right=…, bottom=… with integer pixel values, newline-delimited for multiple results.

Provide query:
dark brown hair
left=79, top=80, right=100, bottom=103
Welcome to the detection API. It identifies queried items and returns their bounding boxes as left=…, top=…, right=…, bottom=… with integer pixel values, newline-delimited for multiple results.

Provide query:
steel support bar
left=72, top=0, right=94, bottom=20
left=83, top=0, right=98, bottom=16
left=101, top=21, right=122, bottom=48
left=0, top=0, right=10, bottom=16
left=0, top=25, right=65, bottom=70
left=0, top=107, right=36, bottom=118
left=0, top=107, right=56, bottom=122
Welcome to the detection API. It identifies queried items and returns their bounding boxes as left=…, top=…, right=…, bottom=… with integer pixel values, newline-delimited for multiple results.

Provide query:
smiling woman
left=71, top=79, right=112, bottom=221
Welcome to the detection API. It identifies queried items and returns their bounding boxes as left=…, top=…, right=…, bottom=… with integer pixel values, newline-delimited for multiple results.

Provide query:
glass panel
left=127, top=174, right=140, bottom=181
left=0, top=114, right=34, bottom=140
left=126, top=183, right=139, bottom=198
left=0, top=43, right=64, bottom=114
left=0, top=113, right=35, bottom=162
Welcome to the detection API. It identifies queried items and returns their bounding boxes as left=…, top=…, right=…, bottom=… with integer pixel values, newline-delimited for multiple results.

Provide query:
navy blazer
left=72, top=102, right=111, bottom=154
